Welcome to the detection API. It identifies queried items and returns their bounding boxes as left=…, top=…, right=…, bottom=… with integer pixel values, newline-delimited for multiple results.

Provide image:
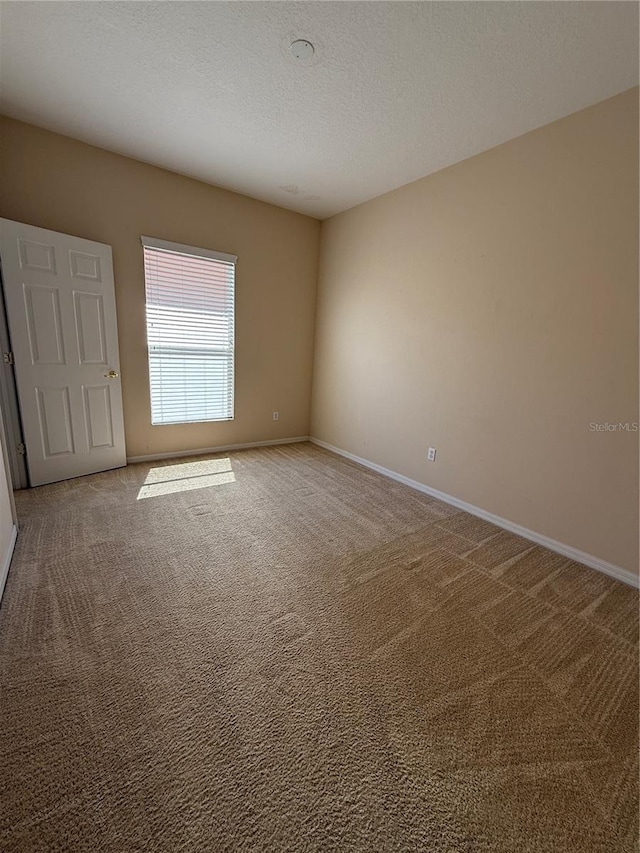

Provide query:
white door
left=0, top=219, right=126, bottom=486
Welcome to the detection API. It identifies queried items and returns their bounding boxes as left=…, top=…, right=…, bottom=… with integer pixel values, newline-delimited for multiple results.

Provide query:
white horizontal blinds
left=142, top=239, right=236, bottom=425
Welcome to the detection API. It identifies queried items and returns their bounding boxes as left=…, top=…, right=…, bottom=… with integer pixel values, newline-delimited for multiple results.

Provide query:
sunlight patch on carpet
left=137, top=457, right=235, bottom=499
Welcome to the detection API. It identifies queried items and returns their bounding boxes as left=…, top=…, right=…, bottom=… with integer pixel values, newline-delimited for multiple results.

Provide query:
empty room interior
left=0, top=2, right=638, bottom=851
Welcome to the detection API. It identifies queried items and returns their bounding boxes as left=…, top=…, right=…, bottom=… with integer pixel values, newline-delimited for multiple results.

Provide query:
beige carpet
left=0, top=442, right=637, bottom=852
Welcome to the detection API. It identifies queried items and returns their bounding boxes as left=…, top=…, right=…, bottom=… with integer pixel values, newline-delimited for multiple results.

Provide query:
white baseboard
left=127, top=436, right=310, bottom=465
left=0, top=524, right=18, bottom=605
left=310, top=437, right=639, bottom=589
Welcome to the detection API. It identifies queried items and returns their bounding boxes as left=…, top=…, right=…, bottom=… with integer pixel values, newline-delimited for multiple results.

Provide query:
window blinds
left=141, top=236, right=237, bottom=426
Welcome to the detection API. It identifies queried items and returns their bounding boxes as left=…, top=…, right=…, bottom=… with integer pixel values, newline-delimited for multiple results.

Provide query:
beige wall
left=312, top=88, right=639, bottom=574
left=0, top=117, right=320, bottom=458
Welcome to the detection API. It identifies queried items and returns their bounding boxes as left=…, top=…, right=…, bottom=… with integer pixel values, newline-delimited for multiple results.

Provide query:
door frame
left=0, top=388, right=19, bottom=605
left=0, top=262, right=27, bottom=489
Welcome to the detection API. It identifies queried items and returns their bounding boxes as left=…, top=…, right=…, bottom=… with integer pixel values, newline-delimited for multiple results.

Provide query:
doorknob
left=104, top=370, right=120, bottom=379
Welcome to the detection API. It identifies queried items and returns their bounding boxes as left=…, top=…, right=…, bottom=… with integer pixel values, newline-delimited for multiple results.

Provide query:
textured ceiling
left=1, top=2, right=638, bottom=220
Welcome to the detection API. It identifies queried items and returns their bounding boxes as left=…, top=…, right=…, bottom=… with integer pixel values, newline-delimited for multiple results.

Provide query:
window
left=141, top=236, right=236, bottom=425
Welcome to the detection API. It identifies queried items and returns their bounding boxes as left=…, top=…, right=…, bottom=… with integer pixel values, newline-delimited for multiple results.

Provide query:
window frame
left=141, top=235, right=237, bottom=427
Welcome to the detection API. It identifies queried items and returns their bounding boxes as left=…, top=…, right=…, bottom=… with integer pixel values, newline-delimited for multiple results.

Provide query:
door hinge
left=3, top=352, right=14, bottom=366
left=17, top=443, right=26, bottom=456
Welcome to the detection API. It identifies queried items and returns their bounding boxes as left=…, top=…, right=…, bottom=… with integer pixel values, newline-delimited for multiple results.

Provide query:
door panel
left=70, top=250, right=102, bottom=282
left=19, top=239, right=57, bottom=273
left=74, top=292, right=107, bottom=364
left=83, top=385, right=114, bottom=449
left=36, top=386, right=75, bottom=456
left=24, top=284, right=66, bottom=364
left=0, top=218, right=126, bottom=486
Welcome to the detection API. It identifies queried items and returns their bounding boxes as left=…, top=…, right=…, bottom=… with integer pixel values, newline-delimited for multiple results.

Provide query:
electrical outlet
left=272, top=411, right=279, bottom=421
left=427, top=447, right=437, bottom=462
